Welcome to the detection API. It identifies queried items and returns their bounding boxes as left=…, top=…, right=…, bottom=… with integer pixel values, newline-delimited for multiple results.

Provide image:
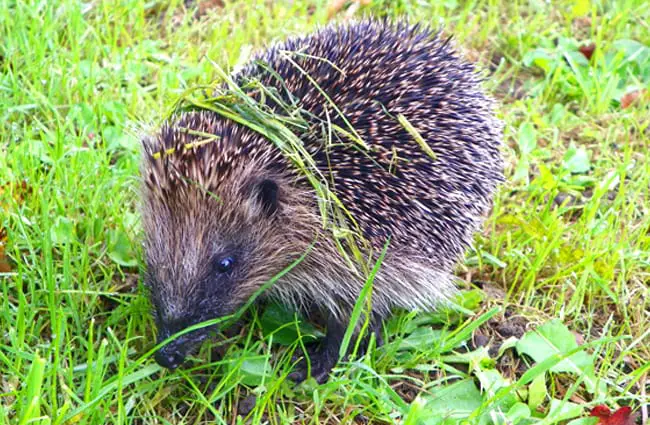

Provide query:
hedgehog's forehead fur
left=142, top=113, right=262, bottom=249
left=140, top=111, right=299, bottom=319
left=142, top=112, right=284, bottom=206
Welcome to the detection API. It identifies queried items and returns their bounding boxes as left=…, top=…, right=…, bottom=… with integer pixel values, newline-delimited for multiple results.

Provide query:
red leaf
left=579, top=43, right=596, bottom=60
left=620, top=89, right=647, bottom=109
left=0, top=180, right=32, bottom=273
left=0, top=228, right=10, bottom=273
left=590, top=405, right=637, bottom=425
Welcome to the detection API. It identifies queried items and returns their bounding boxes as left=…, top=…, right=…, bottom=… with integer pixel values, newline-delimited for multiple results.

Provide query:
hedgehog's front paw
left=288, top=344, right=338, bottom=384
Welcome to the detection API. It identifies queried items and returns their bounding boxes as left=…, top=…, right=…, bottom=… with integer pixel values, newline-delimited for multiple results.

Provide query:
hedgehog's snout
left=155, top=344, right=185, bottom=369
left=153, top=318, right=213, bottom=369
left=154, top=327, right=188, bottom=369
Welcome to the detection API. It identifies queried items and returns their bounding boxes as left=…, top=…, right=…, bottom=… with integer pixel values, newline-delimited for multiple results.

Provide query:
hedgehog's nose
left=154, top=345, right=185, bottom=369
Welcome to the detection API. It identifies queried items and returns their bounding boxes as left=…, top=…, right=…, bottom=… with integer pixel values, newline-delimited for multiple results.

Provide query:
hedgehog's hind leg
left=288, top=314, right=384, bottom=384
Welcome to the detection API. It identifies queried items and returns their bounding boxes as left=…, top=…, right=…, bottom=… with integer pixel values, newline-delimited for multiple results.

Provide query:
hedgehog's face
left=142, top=174, right=284, bottom=370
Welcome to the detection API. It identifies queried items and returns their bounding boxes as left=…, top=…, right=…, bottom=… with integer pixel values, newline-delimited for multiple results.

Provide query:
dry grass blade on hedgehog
left=139, top=20, right=503, bottom=384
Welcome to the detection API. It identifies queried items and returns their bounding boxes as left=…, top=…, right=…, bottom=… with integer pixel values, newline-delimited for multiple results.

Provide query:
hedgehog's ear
left=252, top=179, right=279, bottom=217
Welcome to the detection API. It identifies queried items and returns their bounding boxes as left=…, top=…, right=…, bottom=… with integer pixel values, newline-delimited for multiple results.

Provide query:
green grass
left=1, top=0, right=649, bottom=424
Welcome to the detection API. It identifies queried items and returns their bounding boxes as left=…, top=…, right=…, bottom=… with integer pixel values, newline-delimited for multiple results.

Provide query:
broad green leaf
left=260, top=302, right=320, bottom=346
left=536, top=163, right=558, bottom=190
left=539, top=399, right=584, bottom=424
left=506, top=402, right=532, bottom=425
left=549, top=103, right=567, bottom=124
left=476, top=368, right=510, bottom=395
left=523, top=49, right=556, bottom=73
left=474, top=368, right=519, bottom=422
left=18, top=354, right=46, bottom=425
left=102, top=100, right=127, bottom=125
left=108, top=229, right=138, bottom=267
left=50, top=216, right=75, bottom=245
left=68, top=102, right=96, bottom=130
left=422, top=379, right=484, bottom=417
left=613, top=39, right=650, bottom=64
left=516, top=320, right=593, bottom=375
left=564, top=50, right=590, bottom=67
left=399, top=326, right=444, bottom=351
left=518, top=122, right=537, bottom=156
left=441, top=346, right=492, bottom=366
left=528, top=373, right=546, bottom=410
left=454, top=289, right=486, bottom=312
left=233, top=356, right=272, bottom=387
left=514, top=158, right=530, bottom=183
left=404, top=396, right=464, bottom=425
left=425, top=288, right=488, bottom=323
left=563, top=146, right=591, bottom=174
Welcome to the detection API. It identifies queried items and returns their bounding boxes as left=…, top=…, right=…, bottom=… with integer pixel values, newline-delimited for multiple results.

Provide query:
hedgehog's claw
left=288, top=344, right=339, bottom=384
left=288, top=316, right=344, bottom=384
left=288, top=316, right=385, bottom=384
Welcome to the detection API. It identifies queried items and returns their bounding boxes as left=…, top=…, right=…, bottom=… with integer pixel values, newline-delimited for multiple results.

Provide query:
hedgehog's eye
left=216, top=256, right=235, bottom=273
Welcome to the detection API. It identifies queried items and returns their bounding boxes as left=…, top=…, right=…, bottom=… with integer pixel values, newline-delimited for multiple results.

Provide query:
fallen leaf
left=197, top=0, right=224, bottom=18
left=590, top=405, right=638, bottom=425
left=579, top=43, right=596, bottom=60
left=574, top=16, right=592, bottom=28
left=0, top=180, right=31, bottom=205
left=327, top=0, right=346, bottom=16
left=327, top=0, right=371, bottom=18
left=620, top=89, right=647, bottom=109
left=0, top=228, right=10, bottom=273
left=569, top=393, right=588, bottom=404
left=572, top=331, right=585, bottom=345
left=0, top=375, right=18, bottom=406
left=0, top=180, right=32, bottom=273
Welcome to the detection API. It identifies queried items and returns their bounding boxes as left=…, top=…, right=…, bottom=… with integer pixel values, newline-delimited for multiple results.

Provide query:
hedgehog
left=140, top=19, right=504, bottom=383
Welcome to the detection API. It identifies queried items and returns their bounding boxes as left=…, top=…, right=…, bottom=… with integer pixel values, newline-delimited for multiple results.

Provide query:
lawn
left=1, top=0, right=649, bottom=424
